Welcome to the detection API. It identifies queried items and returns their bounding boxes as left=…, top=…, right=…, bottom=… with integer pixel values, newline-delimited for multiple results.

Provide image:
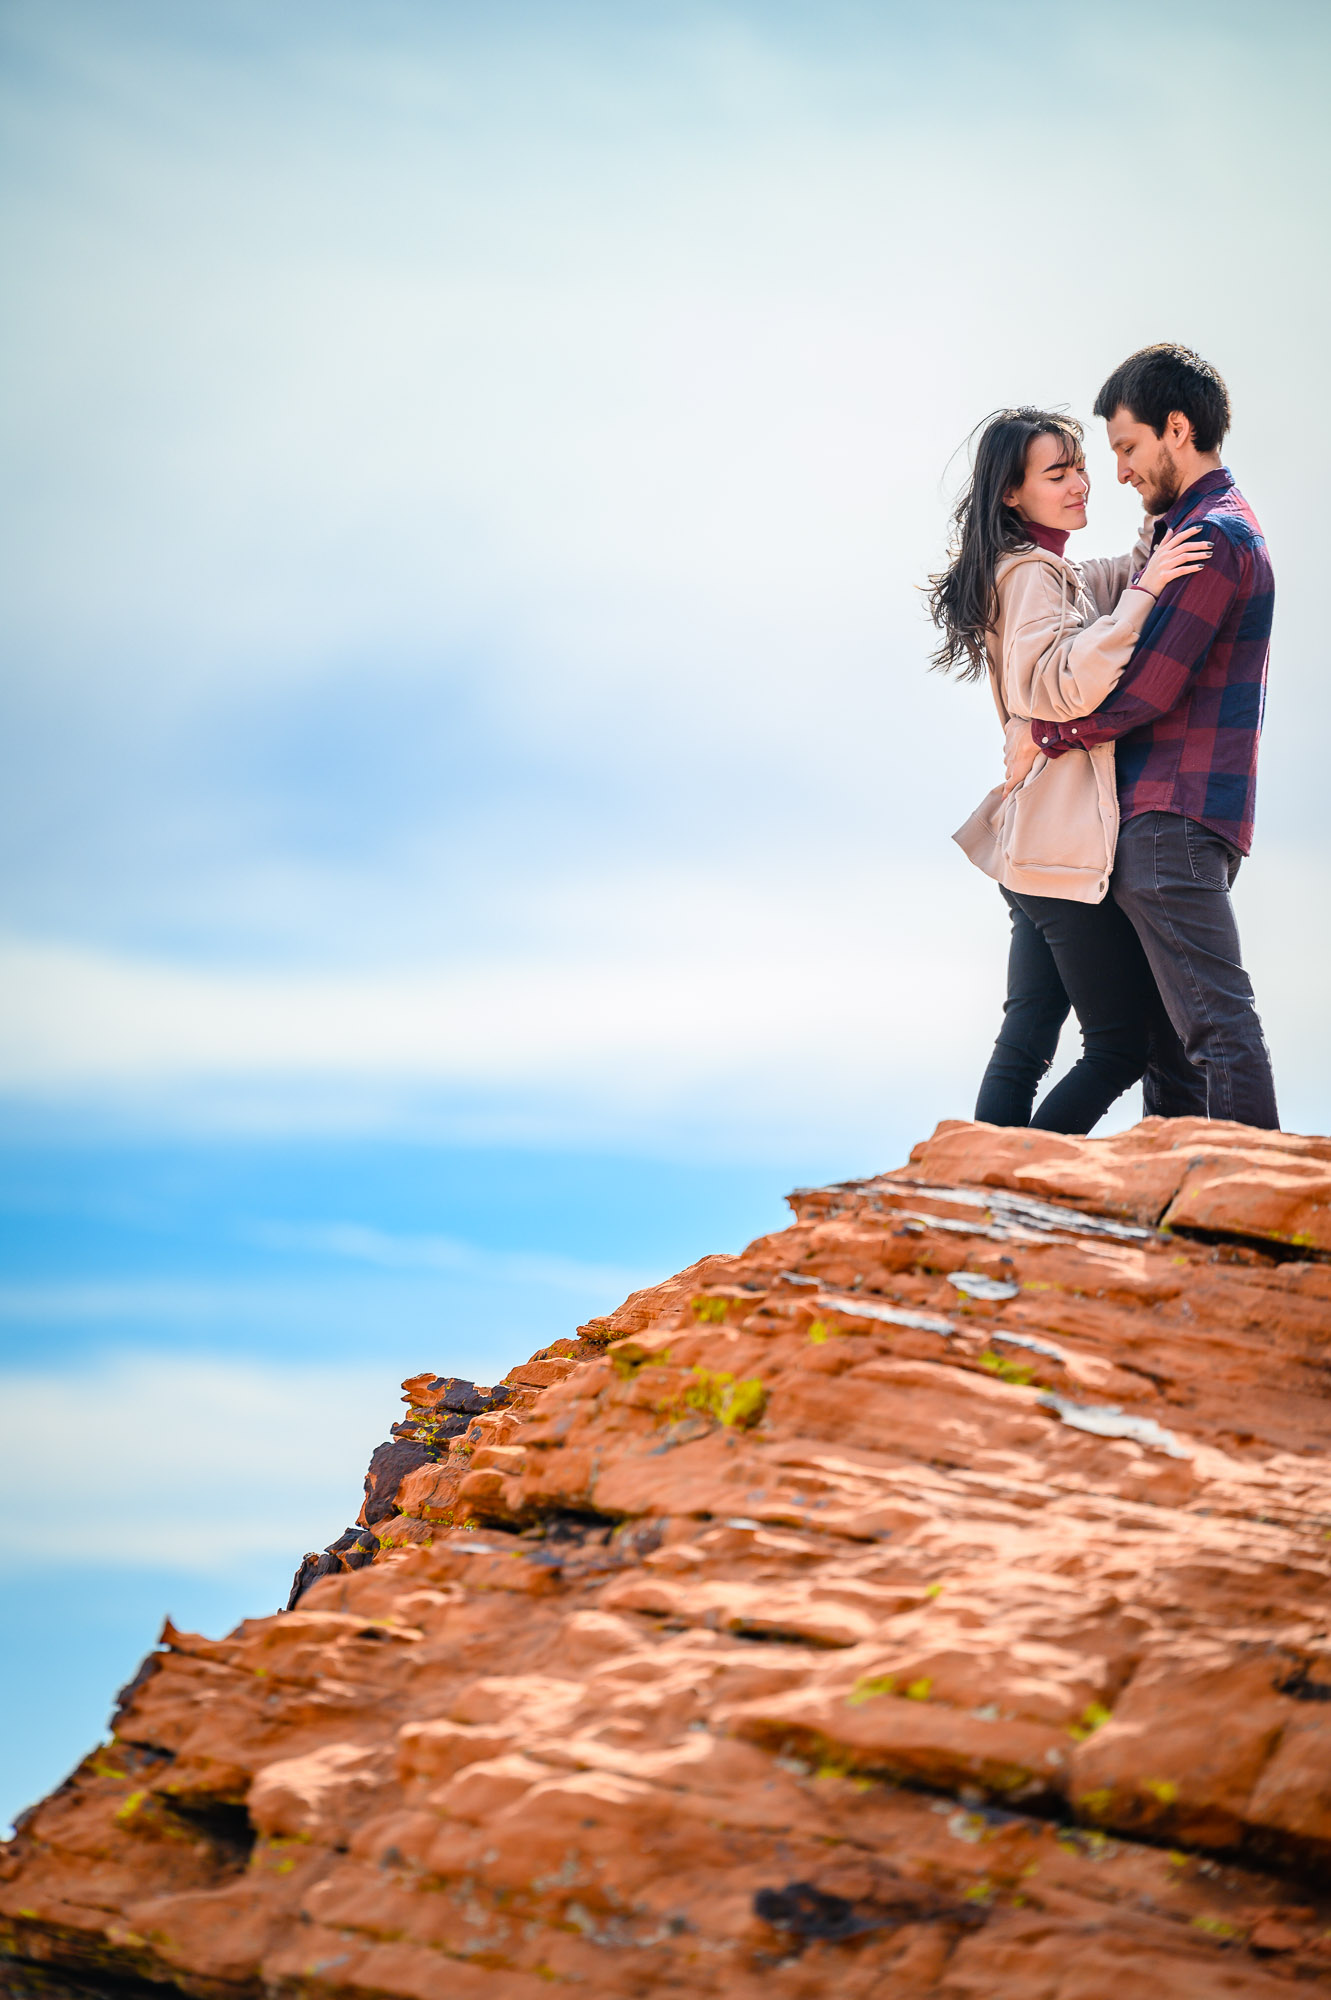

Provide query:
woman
left=928, top=408, right=1209, bottom=1133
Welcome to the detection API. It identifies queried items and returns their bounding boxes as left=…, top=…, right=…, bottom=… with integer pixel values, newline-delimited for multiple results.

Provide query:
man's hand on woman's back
left=1003, top=717, right=1043, bottom=796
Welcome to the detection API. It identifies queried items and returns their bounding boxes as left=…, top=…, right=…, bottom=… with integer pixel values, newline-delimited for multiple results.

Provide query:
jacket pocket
left=1004, top=756, right=1112, bottom=877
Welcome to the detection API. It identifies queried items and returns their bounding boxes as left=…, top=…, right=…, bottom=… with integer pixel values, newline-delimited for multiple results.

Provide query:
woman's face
left=1003, top=432, right=1089, bottom=532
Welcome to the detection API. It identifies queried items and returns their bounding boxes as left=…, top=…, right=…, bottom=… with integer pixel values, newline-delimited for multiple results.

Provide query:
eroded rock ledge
left=3, top=1117, right=1331, bottom=1998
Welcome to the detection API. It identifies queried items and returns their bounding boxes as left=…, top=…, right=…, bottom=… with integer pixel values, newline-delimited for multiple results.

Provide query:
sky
left=2, top=0, right=1329, bottom=1825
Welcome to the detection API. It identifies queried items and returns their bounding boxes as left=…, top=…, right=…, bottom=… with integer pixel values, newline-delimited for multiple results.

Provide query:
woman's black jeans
left=974, top=887, right=1163, bottom=1135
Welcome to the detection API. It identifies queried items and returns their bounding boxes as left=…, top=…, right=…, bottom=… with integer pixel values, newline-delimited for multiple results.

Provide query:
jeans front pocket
left=1183, top=817, right=1239, bottom=890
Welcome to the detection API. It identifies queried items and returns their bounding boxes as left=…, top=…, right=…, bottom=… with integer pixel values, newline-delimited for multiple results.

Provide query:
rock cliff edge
left=4, top=1117, right=1331, bottom=1998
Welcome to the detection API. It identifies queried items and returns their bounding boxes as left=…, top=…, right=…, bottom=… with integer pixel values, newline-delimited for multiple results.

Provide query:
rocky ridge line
left=2, top=1116, right=1331, bottom=1997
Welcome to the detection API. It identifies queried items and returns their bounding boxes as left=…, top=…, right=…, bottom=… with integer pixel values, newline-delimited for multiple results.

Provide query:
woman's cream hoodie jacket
left=953, top=519, right=1155, bottom=904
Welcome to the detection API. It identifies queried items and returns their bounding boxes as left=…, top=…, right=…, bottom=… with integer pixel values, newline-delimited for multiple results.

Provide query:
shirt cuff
left=1030, top=718, right=1073, bottom=758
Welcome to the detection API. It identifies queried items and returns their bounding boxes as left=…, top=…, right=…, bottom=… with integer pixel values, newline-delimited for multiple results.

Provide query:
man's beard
left=1140, top=445, right=1183, bottom=515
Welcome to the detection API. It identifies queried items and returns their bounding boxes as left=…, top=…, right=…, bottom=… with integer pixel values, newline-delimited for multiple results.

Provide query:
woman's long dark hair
left=927, top=408, right=1084, bottom=681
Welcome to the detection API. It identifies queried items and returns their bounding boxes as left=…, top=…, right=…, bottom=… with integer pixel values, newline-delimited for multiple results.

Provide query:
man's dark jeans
left=1111, top=812, right=1279, bottom=1129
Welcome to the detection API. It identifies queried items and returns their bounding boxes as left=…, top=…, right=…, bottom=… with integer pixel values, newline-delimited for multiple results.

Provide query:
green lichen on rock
left=691, top=1296, right=731, bottom=1324
left=845, top=1672, right=932, bottom=1706
left=660, top=1366, right=767, bottom=1429
left=979, top=1350, right=1035, bottom=1387
left=609, top=1340, right=672, bottom=1382
left=1067, top=1700, right=1113, bottom=1741
left=846, top=1673, right=896, bottom=1707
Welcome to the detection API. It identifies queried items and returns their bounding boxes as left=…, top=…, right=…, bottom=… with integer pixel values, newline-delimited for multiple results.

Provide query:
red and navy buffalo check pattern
left=1033, top=468, right=1273, bottom=855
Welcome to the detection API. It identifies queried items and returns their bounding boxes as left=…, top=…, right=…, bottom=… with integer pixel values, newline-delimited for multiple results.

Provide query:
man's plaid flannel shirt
left=1032, top=467, right=1273, bottom=855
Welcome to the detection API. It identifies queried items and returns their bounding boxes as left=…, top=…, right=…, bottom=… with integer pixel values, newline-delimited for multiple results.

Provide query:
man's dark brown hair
left=1093, top=342, right=1232, bottom=454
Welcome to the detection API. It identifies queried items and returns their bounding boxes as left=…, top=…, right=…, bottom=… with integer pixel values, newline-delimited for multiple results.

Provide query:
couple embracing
left=930, top=342, right=1278, bottom=1136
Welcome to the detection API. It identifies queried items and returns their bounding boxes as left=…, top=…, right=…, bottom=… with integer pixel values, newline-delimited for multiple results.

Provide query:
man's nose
left=1116, top=463, right=1133, bottom=484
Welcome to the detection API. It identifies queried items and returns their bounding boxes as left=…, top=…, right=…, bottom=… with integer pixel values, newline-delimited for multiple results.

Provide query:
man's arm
left=1031, top=526, right=1240, bottom=755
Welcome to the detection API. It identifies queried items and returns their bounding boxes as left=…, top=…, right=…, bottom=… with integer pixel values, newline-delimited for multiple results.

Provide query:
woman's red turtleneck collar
left=1023, top=518, right=1069, bottom=557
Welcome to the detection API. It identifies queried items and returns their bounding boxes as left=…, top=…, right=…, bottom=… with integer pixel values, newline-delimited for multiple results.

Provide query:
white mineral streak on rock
left=814, top=1293, right=958, bottom=1336
left=947, top=1272, right=1020, bottom=1301
left=1040, top=1392, right=1191, bottom=1459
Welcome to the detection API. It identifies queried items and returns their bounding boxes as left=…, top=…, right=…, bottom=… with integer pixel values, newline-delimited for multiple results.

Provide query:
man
left=1023, top=342, right=1278, bottom=1129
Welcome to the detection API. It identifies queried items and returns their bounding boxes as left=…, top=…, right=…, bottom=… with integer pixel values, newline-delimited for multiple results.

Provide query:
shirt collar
left=1164, top=464, right=1234, bottom=527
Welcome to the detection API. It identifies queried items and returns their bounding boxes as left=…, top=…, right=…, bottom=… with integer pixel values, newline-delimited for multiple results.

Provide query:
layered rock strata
left=4, top=1117, right=1331, bottom=1998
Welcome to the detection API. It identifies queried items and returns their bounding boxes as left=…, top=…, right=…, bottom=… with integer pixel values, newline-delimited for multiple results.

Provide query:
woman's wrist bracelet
left=1130, top=582, right=1158, bottom=600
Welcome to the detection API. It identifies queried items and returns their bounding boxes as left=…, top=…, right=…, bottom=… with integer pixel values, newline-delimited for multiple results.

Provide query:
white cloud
left=2, top=825, right=1328, bottom=1154
left=245, top=1219, right=645, bottom=1298
left=0, top=854, right=1004, bottom=1154
left=0, top=1354, right=393, bottom=1571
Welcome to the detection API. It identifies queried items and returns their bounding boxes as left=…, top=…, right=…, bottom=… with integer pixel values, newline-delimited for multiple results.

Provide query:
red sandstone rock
left=4, top=1117, right=1331, bottom=1997
left=902, top=1116, right=1331, bottom=1250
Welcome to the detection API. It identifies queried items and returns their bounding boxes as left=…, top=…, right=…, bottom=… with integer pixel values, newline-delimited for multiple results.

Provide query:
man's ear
left=1163, top=409, right=1194, bottom=451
